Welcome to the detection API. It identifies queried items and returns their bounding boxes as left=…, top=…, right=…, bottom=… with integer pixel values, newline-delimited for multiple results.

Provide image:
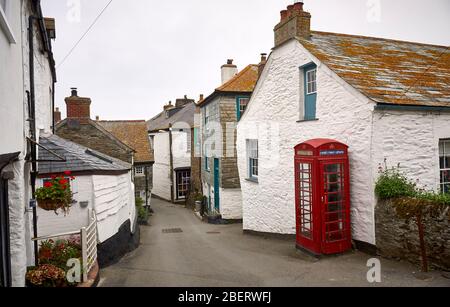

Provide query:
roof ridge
left=216, top=64, right=257, bottom=91
left=98, top=120, right=146, bottom=123
left=310, top=30, right=449, bottom=49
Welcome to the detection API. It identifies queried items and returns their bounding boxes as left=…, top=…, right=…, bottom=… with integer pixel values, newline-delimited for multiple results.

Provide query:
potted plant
left=35, top=171, right=75, bottom=215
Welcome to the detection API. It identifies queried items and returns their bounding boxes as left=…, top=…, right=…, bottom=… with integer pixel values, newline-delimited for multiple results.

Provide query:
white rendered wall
left=219, top=188, right=242, bottom=220
left=371, top=111, right=450, bottom=196
left=237, top=40, right=377, bottom=243
left=151, top=132, right=172, bottom=201
left=36, top=176, right=93, bottom=237
left=93, top=172, right=136, bottom=243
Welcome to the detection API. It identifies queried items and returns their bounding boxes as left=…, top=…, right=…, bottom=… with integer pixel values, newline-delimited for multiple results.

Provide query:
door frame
left=175, top=168, right=191, bottom=200
left=0, top=178, right=11, bottom=287
left=213, top=158, right=220, bottom=211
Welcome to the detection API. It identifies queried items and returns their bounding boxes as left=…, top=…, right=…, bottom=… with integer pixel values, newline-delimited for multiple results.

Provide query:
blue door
left=214, top=158, right=220, bottom=211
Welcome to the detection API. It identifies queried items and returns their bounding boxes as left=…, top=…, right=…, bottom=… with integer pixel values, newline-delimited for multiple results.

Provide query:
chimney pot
left=71, top=87, right=78, bottom=96
left=199, top=94, right=204, bottom=101
left=96, top=116, right=99, bottom=121
left=293, top=2, right=304, bottom=12
left=227, top=59, right=233, bottom=65
left=280, top=10, right=288, bottom=21
left=54, top=107, right=62, bottom=123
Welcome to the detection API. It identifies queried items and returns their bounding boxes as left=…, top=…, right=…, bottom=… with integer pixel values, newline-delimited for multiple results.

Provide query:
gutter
left=374, top=103, right=450, bottom=113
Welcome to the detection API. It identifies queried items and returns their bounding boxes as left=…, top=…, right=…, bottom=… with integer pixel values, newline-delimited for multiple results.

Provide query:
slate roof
left=299, top=31, right=450, bottom=107
left=147, top=102, right=196, bottom=132
left=97, top=120, right=154, bottom=163
left=38, top=134, right=131, bottom=175
left=198, top=64, right=259, bottom=107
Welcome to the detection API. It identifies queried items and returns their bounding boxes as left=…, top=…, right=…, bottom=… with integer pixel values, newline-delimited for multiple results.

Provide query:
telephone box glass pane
left=323, top=163, right=346, bottom=243
left=299, top=163, right=313, bottom=239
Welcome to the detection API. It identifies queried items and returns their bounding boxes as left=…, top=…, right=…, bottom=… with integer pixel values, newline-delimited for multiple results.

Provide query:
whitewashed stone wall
left=237, top=40, right=377, bottom=243
left=219, top=188, right=242, bottom=220
left=0, top=0, right=55, bottom=286
left=371, top=111, right=450, bottom=192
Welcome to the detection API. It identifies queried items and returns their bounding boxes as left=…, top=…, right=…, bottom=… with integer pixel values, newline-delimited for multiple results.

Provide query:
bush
left=136, top=197, right=148, bottom=223
left=375, top=164, right=416, bottom=200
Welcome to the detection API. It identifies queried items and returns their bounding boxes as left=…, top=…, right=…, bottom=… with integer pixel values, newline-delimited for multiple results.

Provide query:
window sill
left=0, top=8, right=16, bottom=44
left=246, top=178, right=259, bottom=184
left=297, top=118, right=319, bottom=123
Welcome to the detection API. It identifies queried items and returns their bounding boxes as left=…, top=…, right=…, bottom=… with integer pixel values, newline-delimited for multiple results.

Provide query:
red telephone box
left=294, top=139, right=352, bottom=255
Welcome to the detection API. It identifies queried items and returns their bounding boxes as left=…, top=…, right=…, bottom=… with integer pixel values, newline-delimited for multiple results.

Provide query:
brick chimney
left=274, top=2, right=311, bottom=47
left=54, top=107, right=61, bottom=123
left=221, top=59, right=238, bottom=84
left=164, top=101, right=174, bottom=111
left=258, top=53, right=268, bottom=78
left=65, top=88, right=91, bottom=123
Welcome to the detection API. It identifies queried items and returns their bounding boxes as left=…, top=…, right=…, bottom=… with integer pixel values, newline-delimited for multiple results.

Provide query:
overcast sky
left=41, top=0, right=450, bottom=121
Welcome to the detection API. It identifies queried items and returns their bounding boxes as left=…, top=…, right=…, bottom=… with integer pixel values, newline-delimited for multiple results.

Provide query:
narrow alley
left=99, top=199, right=450, bottom=287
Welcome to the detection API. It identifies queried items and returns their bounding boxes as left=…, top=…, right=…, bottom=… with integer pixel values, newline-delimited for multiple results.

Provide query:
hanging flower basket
left=36, top=171, right=76, bottom=215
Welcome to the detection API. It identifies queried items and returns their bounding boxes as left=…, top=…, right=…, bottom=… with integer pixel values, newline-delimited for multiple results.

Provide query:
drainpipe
left=169, top=124, right=175, bottom=203
left=28, top=15, right=39, bottom=266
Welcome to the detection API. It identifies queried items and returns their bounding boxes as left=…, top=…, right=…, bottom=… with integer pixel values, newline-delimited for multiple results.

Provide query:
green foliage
left=136, top=197, right=148, bottom=222
left=28, top=237, right=83, bottom=287
left=375, top=164, right=416, bottom=200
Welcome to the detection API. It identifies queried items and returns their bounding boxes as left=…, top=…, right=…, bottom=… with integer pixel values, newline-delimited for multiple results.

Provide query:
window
left=439, top=139, right=450, bottom=194
left=204, top=146, right=210, bottom=172
left=247, top=139, right=258, bottom=180
left=0, top=0, right=15, bottom=43
left=236, top=97, right=250, bottom=121
left=194, top=128, right=201, bottom=157
left=176, top=170, right=191, bottom=200
left=135, top=166, right=144, bottom=177
left=301, top=63, right=317, bottom=121
left=204, top=106, right=210, bottom=125
left=306, top=69, right=317, bottom=95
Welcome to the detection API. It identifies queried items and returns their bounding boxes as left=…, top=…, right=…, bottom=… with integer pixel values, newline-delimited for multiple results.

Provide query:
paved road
left=99, top=198, right=450, bottom=287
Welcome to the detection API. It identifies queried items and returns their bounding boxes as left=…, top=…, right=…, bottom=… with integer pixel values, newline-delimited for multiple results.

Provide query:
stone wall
left=376, top=200, right=450, bottom=270
left=220, top=97, right=240, bottom=189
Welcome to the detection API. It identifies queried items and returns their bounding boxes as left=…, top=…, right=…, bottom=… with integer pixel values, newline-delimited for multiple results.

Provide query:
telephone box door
left=319, top=160, right=351, bottom=254
left=295, top=159, right=321, bottom=254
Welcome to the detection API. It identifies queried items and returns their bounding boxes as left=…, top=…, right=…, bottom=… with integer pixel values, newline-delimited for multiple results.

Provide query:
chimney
left=54, top=107, right=61, bottom=123
left=258, top=53, right=268, bottom=78
left=95, top=116, right=100, bottom=121
left=164, top=101, right=174, bottom=111
left=175, top=95, right=194, bottom=108
left=221, top=59, right=238, bottom=84
left=44, top=17, right=56, bottom=40
left=65, top=88, right=92, bottom=123
left=274, top=1, right=311, bottom=47
left=199, top=94, right=204, bottom=102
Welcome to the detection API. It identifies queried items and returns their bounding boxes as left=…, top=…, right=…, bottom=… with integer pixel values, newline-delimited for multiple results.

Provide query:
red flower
left=44, top=182, right=53, bottom=188
left=61, top=185, right=67, bottom=190
left=59, top=179, right=68, bottom=185
left=64, top=171, right=71, bottom=176
left=51, top=175, right=57, bottom=179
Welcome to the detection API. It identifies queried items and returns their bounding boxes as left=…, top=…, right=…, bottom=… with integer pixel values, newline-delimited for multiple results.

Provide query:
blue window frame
left=204, top=147, right=210, bottom=172
left=301, top=63, right=317, bottom=120
left=236, top=97, right=250, bottom=121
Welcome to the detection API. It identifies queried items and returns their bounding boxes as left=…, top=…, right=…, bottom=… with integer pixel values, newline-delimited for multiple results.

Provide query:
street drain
left=206, top=231, right=221, bottom=234
left=162, top=228, right=183, bottom=234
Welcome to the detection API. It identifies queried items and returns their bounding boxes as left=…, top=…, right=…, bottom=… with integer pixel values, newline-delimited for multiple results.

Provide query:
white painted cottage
left=0, top=0, right=56, bottom=286
left=147, top=98, right=196, bottom=203
left=236, top=2, right=450, bottom=248
left=37, top=134, right=136, bottom=246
